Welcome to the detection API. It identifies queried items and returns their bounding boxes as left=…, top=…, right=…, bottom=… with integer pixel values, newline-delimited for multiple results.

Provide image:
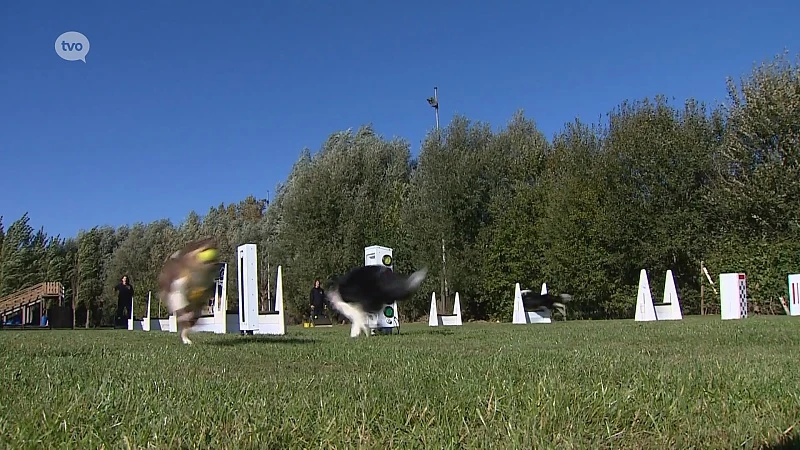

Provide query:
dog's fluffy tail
left=406, top=268, right=428, bottom=292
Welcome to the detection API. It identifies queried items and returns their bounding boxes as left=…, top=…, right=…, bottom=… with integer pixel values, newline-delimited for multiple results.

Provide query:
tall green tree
left=594, top=96, right=720, bottom=316
left=275, top=126, right=413, bottom=321
left=528, top=119, right=613, bottom=319
left=470, top=112, right=551, bottom=320
left=75, top=227, right=105, bottom=327
left=0, top=213, right=36, bottom=296
left=704, top=51, right=800, bottom=313
left=404, top=116, right=498, bottom=318
left=0, top=216, right=5, bottom=292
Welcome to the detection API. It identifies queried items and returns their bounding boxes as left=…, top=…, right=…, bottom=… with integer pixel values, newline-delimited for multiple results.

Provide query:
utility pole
left=427, top=87, right=448, bottom=311
left=266, top=189, right=271, bottom=310
left=267, top=251, right=271, bottom=309
left=427, top=87, right=440, bottom=131
left=442, top=237, right=449, bottom=313
left=700, top=260, right=705, bottom=316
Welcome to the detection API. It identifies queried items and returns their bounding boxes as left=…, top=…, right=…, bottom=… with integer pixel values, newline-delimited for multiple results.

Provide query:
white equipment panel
left=364, top=245, right=400, bottom=334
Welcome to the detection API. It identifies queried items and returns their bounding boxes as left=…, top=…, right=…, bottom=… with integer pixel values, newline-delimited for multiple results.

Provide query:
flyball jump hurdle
left=634, top=269, right=683, bottom=321
left=787, top=274, right=800, bottom=317
left=128, top=291, right=175, bottom=332
left=130, top=262, right=232, bottom=333
left=720, top=272, right=748, bottom=320
left=364, top=245, right=400, bottom=335
left=428, top=291, right=463, bottom=327
left=127, top=292, right=147, bottom=331
left=130, top=244, right=287, bottom=335
left=513, top=282, right=553, bottom=324
left=236, top=244, right=286, bottom=335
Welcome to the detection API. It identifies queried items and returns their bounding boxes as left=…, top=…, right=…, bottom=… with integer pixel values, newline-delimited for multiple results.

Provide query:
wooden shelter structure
left=0, top=282, right=64, bottom=328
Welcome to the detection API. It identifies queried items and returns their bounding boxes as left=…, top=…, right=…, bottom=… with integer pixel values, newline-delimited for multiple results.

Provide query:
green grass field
left=1, top=316, right=799, bottom=449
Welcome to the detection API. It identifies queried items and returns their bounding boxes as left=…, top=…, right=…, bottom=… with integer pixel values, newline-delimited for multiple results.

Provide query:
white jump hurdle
left=634, top=269, right=683, bottom=322
left=130, top=262, right=232, bottom=333
left=787, top=274, right=800, bottom=317
left=128, top=294, right=145, bottom=331
left=720, top=272, right=748, bottom=320
left=170, top=253, right=284, bottom=335
left=428, top=292, right=462, bottom=326
left=237, top=244, right=286, bottom=335
left=131, top=248, right=286, bottom=336
left=513, top=282, right=552, bottom=324
left=128, top=291, right=175, bottom=332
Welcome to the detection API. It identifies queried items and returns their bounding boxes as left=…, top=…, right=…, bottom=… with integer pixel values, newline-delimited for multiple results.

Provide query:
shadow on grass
left=419, top=328, right=456, bottom=336
left=208, top=335, right=317, bottom=347
left=760, top=432, right=800, bottom=450
left=0, top=326, right=51, bottom=331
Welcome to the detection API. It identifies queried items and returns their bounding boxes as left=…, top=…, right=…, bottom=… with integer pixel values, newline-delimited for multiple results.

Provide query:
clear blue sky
left=1, top=0, right=797, bottom=240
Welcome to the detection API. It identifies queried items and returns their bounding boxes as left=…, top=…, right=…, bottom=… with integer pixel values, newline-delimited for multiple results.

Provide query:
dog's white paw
left=181, top=331, right=193, bottom=345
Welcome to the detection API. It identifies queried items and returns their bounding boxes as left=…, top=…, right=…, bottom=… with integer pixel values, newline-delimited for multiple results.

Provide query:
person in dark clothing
left=309, top=279, right=326, bottom=320
left=114, top=275, right=134, bottom=327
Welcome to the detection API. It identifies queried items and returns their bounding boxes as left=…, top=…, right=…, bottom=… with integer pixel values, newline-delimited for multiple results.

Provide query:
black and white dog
left=519, top=289, right=572, bottom=317
left=326, top=265, right=427, bottom=337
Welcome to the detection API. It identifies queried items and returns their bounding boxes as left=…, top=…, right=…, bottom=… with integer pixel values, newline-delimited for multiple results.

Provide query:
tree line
left=1, top=52, right=798, bottom=326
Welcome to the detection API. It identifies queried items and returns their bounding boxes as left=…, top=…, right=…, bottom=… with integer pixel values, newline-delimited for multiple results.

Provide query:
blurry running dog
left=519, top=289, right=572, bottom=318
left=158, top=237, right=221, bottom=345
left=327, top=265, right=427, bottom=337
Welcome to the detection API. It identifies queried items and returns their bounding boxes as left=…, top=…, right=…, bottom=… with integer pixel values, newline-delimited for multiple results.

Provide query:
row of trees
left=1, top=52, right=798, bottom=326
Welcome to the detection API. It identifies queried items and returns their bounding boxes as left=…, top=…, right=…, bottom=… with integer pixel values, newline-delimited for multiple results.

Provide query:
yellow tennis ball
left=198, top=248, right=218, bottom=262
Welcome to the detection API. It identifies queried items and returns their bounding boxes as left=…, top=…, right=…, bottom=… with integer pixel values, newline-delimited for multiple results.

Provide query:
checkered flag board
left=720, top=273, right=748, bottom=320
left=738, top=274, right=748, bottom=319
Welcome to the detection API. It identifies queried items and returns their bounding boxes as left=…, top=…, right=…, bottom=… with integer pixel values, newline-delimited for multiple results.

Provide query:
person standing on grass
left=309, top=279, right=326, bottom=320
left=114, top=275, right=134, bottom=328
